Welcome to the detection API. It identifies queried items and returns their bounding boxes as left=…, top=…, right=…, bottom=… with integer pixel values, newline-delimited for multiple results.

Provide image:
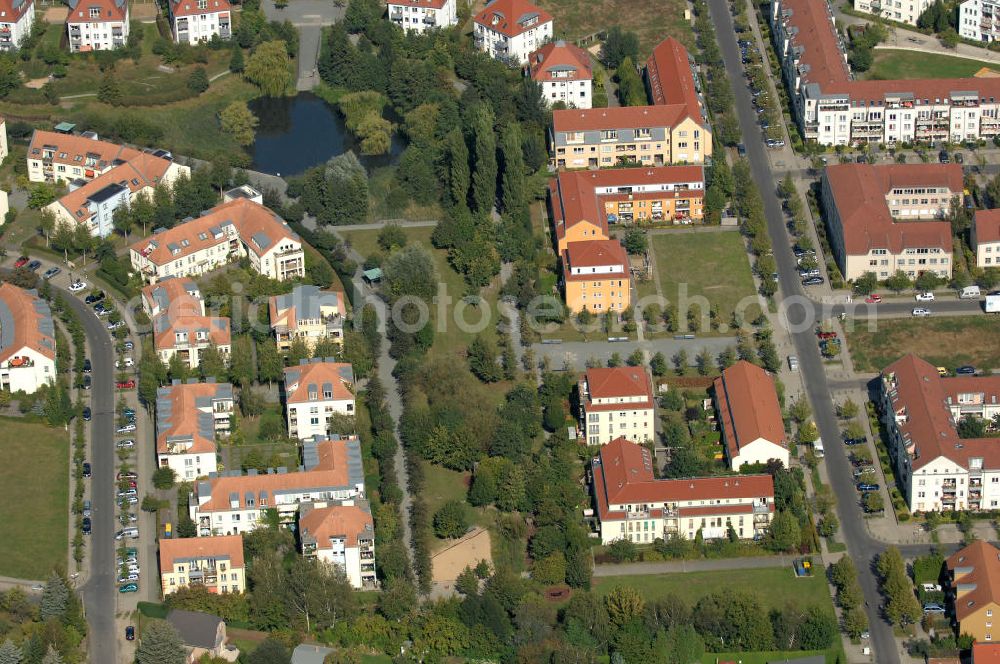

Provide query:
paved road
left=706, top=1, right=899, bottom=662
left=531, top=336, right=737, bottom=370
left=594, top=553, right=792, bottom=577
left=260, top=0, right=344, bottom=91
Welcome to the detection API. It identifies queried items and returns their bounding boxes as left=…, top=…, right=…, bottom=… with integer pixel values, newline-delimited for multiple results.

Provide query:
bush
left=607, top=538, right=639, bottom=563
left=432, top=500, right=469, bottom=539
left=152, top=466, right=176, bottom=489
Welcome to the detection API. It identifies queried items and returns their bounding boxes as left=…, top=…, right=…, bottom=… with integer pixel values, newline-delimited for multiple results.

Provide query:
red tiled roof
left=646, top=37, right=700, bottom=110
left=713, top=361, right=787, bottom=461
left=562, top=239, right=628, bottom=281
left=0, top=283, right=55, bottom=363
left=974, top=642, right=1000, bottom=664
left=883, top=355, right=1000, bottom=471
left=387, top=0, right=448, bottom=8
left=154, top=315, right=231, bottom=352
left=552, top=104, right=691, bottom=133
left=976, top=209, right=1000, bottom=245
left=142, top=278, right=203, bottom=319
left=473, top=0, right=552, bottom=37
left=947, top=540, right=1000, bottom=622
left=583, top=366, right=653, bottom=400
left=528, top=41, right=592, bottom=83
left=169, top=0, right=230, bottom=18
left=28, top=129, right=141, bottom=174
left=283, top=361, right=354, bottom=405
left=156, top=381, right=230, bottom=456
left=67, top=0, right=126, bottom=23
left=159, top=534, right=244, bottom=569
left=57, top=153, right=172, bottom=225
left=592, top=438, right=774, bottom=517
left=299, top=503, right=373, bottom=549
left=0, top=0, right=33, bottom=22
left=824, top=163, right=958, bottom=256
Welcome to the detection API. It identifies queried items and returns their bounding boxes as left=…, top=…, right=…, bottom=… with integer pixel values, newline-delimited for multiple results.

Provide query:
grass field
left=867, top=49, right=997, bottom=80
left=536, top=0, right=695, bottom=56
left=0, top=417, right=69, bottom=579
left=647, top=231, right=760, bottom=333
left=846, top=316, right=1000, bottom=372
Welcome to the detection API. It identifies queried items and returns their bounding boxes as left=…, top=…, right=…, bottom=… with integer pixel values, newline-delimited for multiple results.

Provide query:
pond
left=249, top=92, right=404, bottom=176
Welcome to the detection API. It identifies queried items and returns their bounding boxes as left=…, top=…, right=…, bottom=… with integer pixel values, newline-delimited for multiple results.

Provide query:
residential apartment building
left=821, top=163, right=957, bottom=281
left=129, top=195, right=305, bottom=283
left=473, top=0, right=553, bottom=65
left=973, top=208, right=1000, bottom=267
left=947, top=541, right=1000, bottom=642
left=960, top=0, right=1000, bottom=42
left=854, top=0, right=932, bottom=25
left=153, top=313, right=231, bottom=370
left=713, top=360, right=789, bottom=471
left=283, top=360, right=355, bottom=442
left=156, top=380, right=233, bottom=482
left=0, top=117, right=9, bottom=163
left=142, top=278, right=205, bottom=320
left=159, top=534, right=246, bottom=595
left=551, top=105, right=711, bottom=169
left=561, top=239, right=631, bottom=313
left=645, top=37, right=707, bottom=120
left=388, top=0, right=457, bottom=32
left=771, top=0, right=1000, bottom=145
left=590, top=437, right=775, bottom=544
left=28, top=129, right=157, bottom=184
left=527, top=40, right=593, bottom=109
left=880, top=354, right=1000, bottom=513
left=0, top=283, right=55, bottom=394
left=549, top=166, right=705, bottom=252
left=299, top=500, right=376, bottom=589
left=45, top=152, right=188, bottom=238
left=268, top=285, right=344, bottom=353
left=190, top=435, right=365, bottom=536
left=0, top=0, right=35, bottom=51
left=66, top=0, right=129, bottom=52
left=169, top=0, right=231, bottom=44
left=579, top=366, right=655, bottom=446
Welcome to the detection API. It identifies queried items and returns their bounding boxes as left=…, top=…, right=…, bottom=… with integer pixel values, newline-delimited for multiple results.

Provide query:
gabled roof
left=386, top=0, right=448, bottom=9
left=0, top=0, right=33, bottom=20
left=562, top=239, right=628, bottom=279
left=527, top=41, right=592, bottom=83
left=169, top=0, right=230, bottom=18
left=283, top=360, right=354, bottom=405
left=0, top=283, right=56, bottom=363
left=28, top=129, right=141, bottom=173
left=56, top=152, right=172, bottom=225
left=824, top=163, right=958, bottom=256
left=159, top=534, right=244, bottom=570
left=975, top=208, right=1000, bottom=245
left=269, top=285, right=343, bottom=333
left=947, top=540, right=1000, bottom=622
left=153, top=314, right=231, bottom=352
left=165, top=609, right=224, bottom=650
left=299, top=501, right=374, bottom=549
left=155, top=380, right=232, bottom=456
left=713, top=360, right=787, bottom=460
left=66, top=0, right=127, bottom=23
left=583, top=366, right=653, bottom=400
left=552, top=104, right=693, bottom=133
left=142, top=277, right=204, bottom=318
left=473, top=0, right=552, bottom=37
left=646, top=37, right=700, bottom=111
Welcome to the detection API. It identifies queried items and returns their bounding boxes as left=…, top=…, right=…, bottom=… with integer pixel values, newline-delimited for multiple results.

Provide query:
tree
left=600, top=26, right=639, bottom=68
left=672, top=349, right=687, bottom=375
left=220, top=101, right=259, bottom=146
left=499, top=122, right=527, bottom=218
left=187, top=66, right=209, bottom=94
left=40, top=572, right=68, bottom=621
left=382, top=243, right=438, bottom=302
left=256, top=341, right=283, bottom=388
left=471, top=105, right=498, bottom=215
left=863, top=491, right=884, bottom=513
left=650, top=352, right=667, bottom=376
left=788, top=395, right=812, bottom=424
left=838, top=398, right=859, bottom=419
left=244, top=40, right=292, bottom=96
left=0, top=640, right=21, bottom=664
left=915, top=270, right=942, bottom=292
left=958, top=415, right=987, bottom=438
left=98, top=71, right=122, bottom=105
left=445, top=128, right=470, bottom=208
left=433, top=500, right=469, bottom=539
left=766, top=511, right=801, bottom=552
left=377, top=223, right=407, bottom=251
left=136, top=619, right=186, bottom=664
left=247, top=638, right=290, bottom=664
left=843, top=606, right=869, bottom=638
left=853, top=271, right=878, bottom=295
left=40, top=647, right=63, bottom=664
left=0, top=56, right=21, bottom=98
left=604, top=585, right=644, bottom=629
left=153, top=466, right=176, bottom=490
left=532, top=552, right=567, bottom=585
left=229, top=336, right=257, bottom=388
left=607, top=538, right=639, bottom=563
left=884, top=270, right=913, bottom=293
left=229, top=46, right=245, bottom=73
left=663, top=624, right=704, bottom=664
left=622, top=228, right=647, bottom=255
left=112, top=204, right=134, bottom=243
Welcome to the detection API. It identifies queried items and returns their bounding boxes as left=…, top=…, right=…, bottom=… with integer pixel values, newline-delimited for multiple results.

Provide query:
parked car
left=83, top=500, right=91, bottom=517
left=766, top=138, right=785, bottom=148
left=82, top=375, right=92, bottom=390
left=82, top=462, right=91, bottom=478
left=939, top=150, right=950, bottom=164
left=84, top=291, right=105, bottom=305
left=922, top=583, right=943, bottom=592
left=68, top=280, right=87, bottom=293
left=844, top=437, right=866, bottom=446
left=116, top=440, right=136, bottom=451
left=82, top=407, right=92, bottom=421
left=123, top=340, right=134, bottom=351
left=116, top=423, right=136, bottom=433
left=117, top=357, right=134, bottom=368
left=118, top=583, right=138, bottom=593
left=107, top=320, right=126, bottom=330
left=955, top=152, right=965, bottom=164
left=802, top=277, right=824, bottom=286
left=912, top=307, right=932, bottom=317
left=923, top=603, right=946, bottom=614
left=799, top=268, right=821, bottom=278
left=915, top=292, right=935, bottom=302
left=116, top=380, right=136, bottom=390
left=865, top=294, right=882, bottom=304
left=737, top=143, right=747, bottom=156
left=119, top=496, right=138, bottom=505
left=817, top=331, right=837, bottom=340
left=121, top=407, right=135, bottom=417
left=26, top=260, right=42, bottom=271
left=856, top=483, right=880, bottom=492
left=117, top=470, right=138, bottom=480
left=82, top=518, right=91, bottom=535
left=13, top=256, right=29, bottom=268
left=42, top=267, right=60, bottom=280
left=937, top=366, right=949, bottom=376
left=125, top=626, right=135, bottom=641
left=93, top=304, right=109, bottom=316
left=82, top=358, right=92, bottom=373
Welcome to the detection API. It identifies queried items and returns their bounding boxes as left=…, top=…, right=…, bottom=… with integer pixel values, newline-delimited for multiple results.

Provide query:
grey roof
left=165, top=609, right=223, bottom=649
left=155, top=382, right=234, bottom=443
left=272, top=285, right=341, bottom=323
left=291, top=644, right=335, bottom=664
left=251, top=231, right=271, bottom=251
left=302, top=436, right=363, bottom=487
left=147, top=277, right=199, bottom=312
left=88, top=182, right=127, bottom=204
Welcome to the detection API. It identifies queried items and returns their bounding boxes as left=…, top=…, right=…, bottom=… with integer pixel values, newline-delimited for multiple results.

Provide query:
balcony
left=423, top=15, right=436, bottom=24
left=219, top=23, right=231, bottom=38
left=753, top=503, right=770, bottom=514
left=391, top=11, right=403, bottom=21
left=625, top=509, right=649, bottom=519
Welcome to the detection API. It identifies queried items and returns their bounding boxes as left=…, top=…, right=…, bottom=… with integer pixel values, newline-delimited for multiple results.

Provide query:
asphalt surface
left=704, top=1, right=899, bottom=661
left=61, top=285, right=117, bottom=664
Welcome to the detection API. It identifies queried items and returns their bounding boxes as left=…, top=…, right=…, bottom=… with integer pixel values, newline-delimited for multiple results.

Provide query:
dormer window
left=197, top=0, right=207, bottom=8
left=89, top=7, right=100, bottom=17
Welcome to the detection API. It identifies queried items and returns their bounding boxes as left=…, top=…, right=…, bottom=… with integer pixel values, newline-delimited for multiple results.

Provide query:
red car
left=865, top=294, right=882, bottom=304
left=13, top=256, right=29, bottom=268
left=116, top=380, right=136, bottom=390
left=817, top=331, right=837, bottom=340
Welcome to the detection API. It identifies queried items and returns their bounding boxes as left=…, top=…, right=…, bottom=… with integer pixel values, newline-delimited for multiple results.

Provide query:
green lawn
left=868, top=49, right=997, bottom=80
left=647, top=231, right=760, bottom=333
left=846, top=316, right=1000, bottom=372
left=0, top=417, right=69, bottom=579
left=536, top=0, right=695, bottom=56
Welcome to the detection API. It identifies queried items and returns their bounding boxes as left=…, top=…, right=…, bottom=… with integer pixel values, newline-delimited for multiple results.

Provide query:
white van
left=960, top=286, right=982, bottom=299
left=813, top=438, right=824, bottom=458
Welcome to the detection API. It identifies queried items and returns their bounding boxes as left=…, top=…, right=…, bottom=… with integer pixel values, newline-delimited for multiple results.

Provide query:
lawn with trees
left=846, top=316, right=1000, bottom=372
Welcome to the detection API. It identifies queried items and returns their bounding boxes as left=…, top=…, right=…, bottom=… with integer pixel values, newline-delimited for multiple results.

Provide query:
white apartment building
left=854, top=0, right=932, bottom=25
left=0, top=117, right=9, bottom=164
left=960, top=0, right=1000, bottom=42
left=299, top=500, right=376, bottom=590
left=169, top=0, right=231, bottom=44
left=881, top=355, right=1000, bottom=513
left=822, top=163, right=956, bottom=281
left=973, top=208, right=1000, bottom=267
left=156, top=380, right=233, bottom=482
left=527, top=40, right=592, bottom=109
left=473, top=0, right=553, bottom=66
left=591, top=438, right=775, bottom=545
left=159, top=535, right=246, bottom=595
left=129, top=193, right=305, bottom=283
left=0, top=284, right=55, bottom=394
left=66, top=0, right=129, bottom=52
left=190, top=436, right=366, bottom=536
left=283, top=360, right=355, bottom=442
left=153, top=314, right=231, bottom=370
left=388, top=0, right=456, bottom=32
left=579, top=366, right=654, bottom=446
left=269, top=285, right=344, bottom=353
left=772, top=0, right=1000, bottom=145
left=27, top=129, right=158, bottom=184
left=0, top=0, right=35, bottom=51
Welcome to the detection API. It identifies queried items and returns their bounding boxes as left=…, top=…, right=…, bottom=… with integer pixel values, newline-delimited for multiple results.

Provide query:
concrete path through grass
left=594, top=553, right=791, bottom=576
